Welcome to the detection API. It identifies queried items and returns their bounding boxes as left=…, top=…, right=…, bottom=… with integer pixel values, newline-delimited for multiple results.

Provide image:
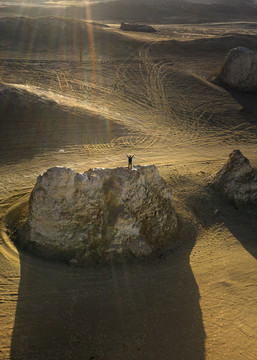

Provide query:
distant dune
left=150, top=34, right=257, bottom=58
left=0, top=82, right=125, bottom=164
left=0, top=16, right=144, bottom=65
left=2, top=16, right=257, bottom=59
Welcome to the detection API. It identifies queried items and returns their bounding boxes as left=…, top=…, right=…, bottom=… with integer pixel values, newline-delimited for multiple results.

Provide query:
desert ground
left=1, top=2, right=257, bottom=359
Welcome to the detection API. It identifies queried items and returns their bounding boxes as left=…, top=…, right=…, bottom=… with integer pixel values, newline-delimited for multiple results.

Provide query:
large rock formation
left=211, top=150, right=257, bottom=208
left=22, top=165, right=177, bottom=263
left=120, top=22, right=157, bottom=33
left=218, top=47, right=257, bottom=91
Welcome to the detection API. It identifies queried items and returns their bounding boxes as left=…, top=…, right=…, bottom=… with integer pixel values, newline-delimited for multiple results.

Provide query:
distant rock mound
left=120, top=22, right=157, bottom=33
left=211, top=150, right=257, bottom=208
left=22, top=165, right=177, bottom=263
left=218, top=47, right=257, bottom=91
left=89, top=21, right=110, bottom=28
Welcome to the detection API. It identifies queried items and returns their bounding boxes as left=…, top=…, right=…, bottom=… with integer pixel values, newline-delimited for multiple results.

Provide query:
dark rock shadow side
left=213, top=78, right=257, bottom=126
left=10, top=211, right=205, bottom=360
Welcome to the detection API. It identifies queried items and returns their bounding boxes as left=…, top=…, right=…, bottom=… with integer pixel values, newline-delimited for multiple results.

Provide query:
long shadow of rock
left=217, top=202, right=257, bottom=260
left=10, top=214, right=205, bottom=360
left=214, top=82, right=257, bottom=126
left=226, top=87, right=257, bottom=123
left=187, top=184, right=257, bottom=261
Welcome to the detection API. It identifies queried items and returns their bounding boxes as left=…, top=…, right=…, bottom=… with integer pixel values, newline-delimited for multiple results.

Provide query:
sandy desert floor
left=1, top=17, right=257, bottom=359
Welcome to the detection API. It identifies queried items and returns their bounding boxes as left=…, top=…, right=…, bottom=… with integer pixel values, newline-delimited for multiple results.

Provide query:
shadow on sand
left=10, top=216, right=205, bottom=360
left=220, top=206, right=257, bottom=261
left=226, top=87, right=257, bottom=120
left=188, top=183, right=257, bottom=261
left=217, top=83, right=257, bottom=128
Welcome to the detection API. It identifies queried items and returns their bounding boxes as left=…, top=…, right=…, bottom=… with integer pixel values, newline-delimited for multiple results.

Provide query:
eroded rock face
left=120, top=22, right=157, bottom=33
left=23, top=165, right=177, bottom=262
left=218, top=47, right=257, bottom=91
left=211, top=150, right=257, bottom=208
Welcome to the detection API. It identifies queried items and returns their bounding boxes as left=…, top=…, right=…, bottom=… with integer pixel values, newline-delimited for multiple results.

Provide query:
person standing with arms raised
left=126, top=154, right=135, bottom=170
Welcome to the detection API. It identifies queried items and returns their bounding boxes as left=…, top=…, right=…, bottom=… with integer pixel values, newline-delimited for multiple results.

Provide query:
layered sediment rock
left=218, top=47, right=257, bottom=91
left=211, top=150, right=257, bottom=208
left=120, top=22, right=157, bottom=33
left=23, top=165, right=177, bottom=262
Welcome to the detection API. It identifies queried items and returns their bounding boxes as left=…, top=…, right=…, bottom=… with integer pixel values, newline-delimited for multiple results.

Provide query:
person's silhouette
left=126, top=154, right=135, bottom=170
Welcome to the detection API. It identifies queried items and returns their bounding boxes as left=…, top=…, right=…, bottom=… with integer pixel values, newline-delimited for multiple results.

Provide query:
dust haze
left=1, top=1, right=257, bottom=359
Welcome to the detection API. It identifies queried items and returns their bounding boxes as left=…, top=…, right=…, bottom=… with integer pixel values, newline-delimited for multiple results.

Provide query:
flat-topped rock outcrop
left=22, top=165, right=177, bottom=263
left=218, top=47, right=257, bottom=91
left=120, top=22, right=157, bottom=33
left=211, top=150, right=257, bottom=208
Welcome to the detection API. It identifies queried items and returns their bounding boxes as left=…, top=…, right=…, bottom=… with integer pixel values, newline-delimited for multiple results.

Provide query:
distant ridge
left=2, top=0, right=257, bottom=23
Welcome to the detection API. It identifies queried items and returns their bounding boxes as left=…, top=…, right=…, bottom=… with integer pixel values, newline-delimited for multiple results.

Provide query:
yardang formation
left=211, top=149, right=257, bottom=209
left=22, top=165, right=177, bottom=263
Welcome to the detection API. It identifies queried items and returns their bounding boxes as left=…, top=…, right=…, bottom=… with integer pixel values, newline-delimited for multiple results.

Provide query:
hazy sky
left=1, top=0, right=254, bottom=5
left=0, top=0, right=254, bottom=4
left=0, top=0, right=111, bottom=6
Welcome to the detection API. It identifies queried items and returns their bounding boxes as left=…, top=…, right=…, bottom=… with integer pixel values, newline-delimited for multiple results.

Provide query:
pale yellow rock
left=211, top=149, right=257, bottom=208
left=23, top=165, right=177, bottom=262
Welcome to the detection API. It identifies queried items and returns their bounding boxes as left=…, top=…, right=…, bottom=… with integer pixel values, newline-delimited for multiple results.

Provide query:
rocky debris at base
left=217, top=47, right=257, bottom=91
left=211, top=150, right=257, bottom=209
left=120, top=22, right=157, bottom=33
left=22, top=165, right=177, bottom=263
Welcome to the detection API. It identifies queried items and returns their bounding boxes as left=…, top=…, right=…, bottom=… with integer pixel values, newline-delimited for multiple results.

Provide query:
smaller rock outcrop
left=120, top=22, right=157, bottom=33
left=218, top=47, right=257, bottom=91
left=211, top=150, right=257, bottom=208
left=22, top=165, right=177, bottom=263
